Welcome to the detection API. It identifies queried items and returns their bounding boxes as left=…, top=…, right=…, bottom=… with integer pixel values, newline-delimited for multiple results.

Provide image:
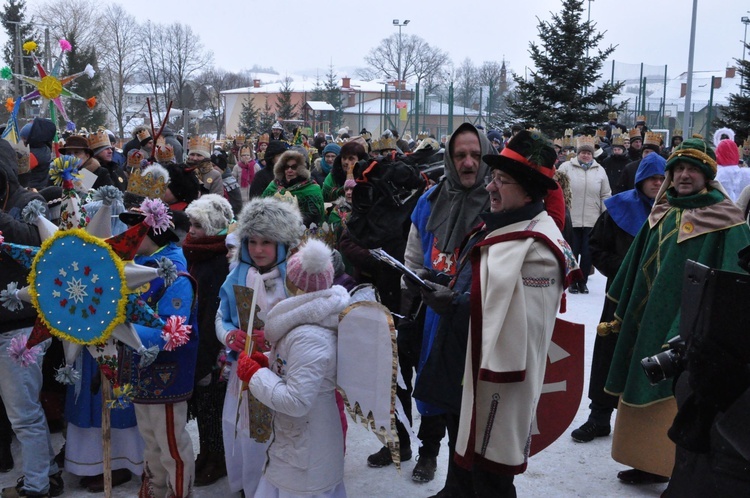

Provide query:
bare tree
left=139, top=21, right=172, bottom=118
left=363, top=34, right=448, bottom=87
left=455, top=58, right=478, bottom=109
left=196, top=68, right=250, bottom=138
left=166, top=22, right=214, bottom=110
left=33, top=0, right=98, bottom=49
left=98, top=4, right=140, bottom=139
left=478, top=61, right=506, bottom=123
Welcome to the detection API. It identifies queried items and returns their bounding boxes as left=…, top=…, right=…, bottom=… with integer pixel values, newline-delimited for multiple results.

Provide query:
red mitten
left=225, top=329, right=247, bottom=353
left=237, top=351, right=261, bottom=382
left=250, top=351, right=269, bottom=369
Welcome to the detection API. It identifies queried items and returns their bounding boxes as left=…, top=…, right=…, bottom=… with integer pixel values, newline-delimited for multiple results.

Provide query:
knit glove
left=237, top=351, right=263, bottom=383
left=250, top=351, right=269, bottom=369
left=225, top=329, right=247, bottom=353
left=419, top=281, right=456, bottom=315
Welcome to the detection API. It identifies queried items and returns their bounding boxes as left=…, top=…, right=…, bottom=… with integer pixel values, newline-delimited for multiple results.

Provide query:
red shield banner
left=529, top=317, right=585, bottom=456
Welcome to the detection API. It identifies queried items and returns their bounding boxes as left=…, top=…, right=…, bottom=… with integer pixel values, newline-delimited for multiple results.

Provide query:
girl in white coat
left=237, top=239, right=351, bottom=498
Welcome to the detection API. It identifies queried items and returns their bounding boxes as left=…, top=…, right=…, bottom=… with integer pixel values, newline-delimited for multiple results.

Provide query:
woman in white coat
left=237, top=239, right=351, bottom=497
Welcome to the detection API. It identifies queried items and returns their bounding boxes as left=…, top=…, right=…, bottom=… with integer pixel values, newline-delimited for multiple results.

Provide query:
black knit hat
left=263, top=140, right=289, bottom=167
left=166, top=163, right=200, bottom=204
left=483, top=129, right=558, bottom=195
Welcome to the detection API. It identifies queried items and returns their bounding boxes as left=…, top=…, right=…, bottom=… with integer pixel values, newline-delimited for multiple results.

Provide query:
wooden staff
left=101, top=372, right=113, bottom=498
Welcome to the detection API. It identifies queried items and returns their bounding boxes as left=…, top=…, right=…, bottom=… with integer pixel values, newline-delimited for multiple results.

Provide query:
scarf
left=183, top=233, right=228, bottom=264
left=244, top=266, right=286, bottom=324
left=239, top=160, right=256, bottom=188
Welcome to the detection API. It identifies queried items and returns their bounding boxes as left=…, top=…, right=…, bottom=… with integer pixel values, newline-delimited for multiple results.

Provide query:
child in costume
left=216, top=197, right=305, bottom=497
left=183, top=194, right=234, bottom=486
left=237, top=239, right=350, bottom=497
left=118, top=206, right=199, bottom=498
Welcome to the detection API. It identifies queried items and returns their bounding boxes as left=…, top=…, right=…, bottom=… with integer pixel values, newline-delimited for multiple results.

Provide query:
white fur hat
left=185, top=194, right=233, bottom=236
left=236, top=197, right=304, bottom=247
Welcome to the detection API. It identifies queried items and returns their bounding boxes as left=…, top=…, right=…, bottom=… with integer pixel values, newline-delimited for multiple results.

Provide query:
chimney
left=342, top=77, right=351, bottom=89
left=726, top=67, right=736, bottom=78
left=713, top=77, right=722, bottom=89
left=253, top=79, right=261, bottom=88
left=680, top=83, right=687, bottom=98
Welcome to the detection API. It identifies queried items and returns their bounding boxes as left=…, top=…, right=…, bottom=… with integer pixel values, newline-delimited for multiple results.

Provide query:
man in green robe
left=604, top=138, right=750, bottom=484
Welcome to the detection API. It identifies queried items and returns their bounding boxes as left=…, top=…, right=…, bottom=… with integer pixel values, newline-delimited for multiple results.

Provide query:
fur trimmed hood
left=273, top=150, right=309, bottom=183
left=185, top=193, right=233, bottom=236
left=236, top=196, right=305, bottom=246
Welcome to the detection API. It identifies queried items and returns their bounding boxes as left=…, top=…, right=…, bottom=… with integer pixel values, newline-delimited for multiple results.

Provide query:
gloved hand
left=404, top=268, right=433, bottom=297
left=419, top=281, right=456, bottom=315
left=237, top=351, right=263, bottom=382
left=250, top=350, right=269, bottom=369
left=225, top=329, right=247, bottom=353
left=250, top=329, right=268, bottom=352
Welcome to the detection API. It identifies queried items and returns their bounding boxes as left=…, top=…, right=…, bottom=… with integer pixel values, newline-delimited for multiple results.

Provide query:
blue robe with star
left=120, top=243, right=199, bottom=404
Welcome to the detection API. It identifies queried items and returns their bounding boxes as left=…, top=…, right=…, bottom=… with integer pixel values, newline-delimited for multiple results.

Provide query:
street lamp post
left=393, top=19, right=410, bottom=133
left=742, top=16, right=750, bottom=89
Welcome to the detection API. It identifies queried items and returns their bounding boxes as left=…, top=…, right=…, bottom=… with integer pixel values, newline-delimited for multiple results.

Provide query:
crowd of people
left=0, top=111, right=749, bottom=498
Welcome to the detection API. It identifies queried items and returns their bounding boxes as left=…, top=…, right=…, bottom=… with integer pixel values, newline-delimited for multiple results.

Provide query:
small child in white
left=237, top=239, right=351, bottom=497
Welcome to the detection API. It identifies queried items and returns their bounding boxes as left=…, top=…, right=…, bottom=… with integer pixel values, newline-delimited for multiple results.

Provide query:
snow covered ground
left=1, top=271, right=670, bottom=497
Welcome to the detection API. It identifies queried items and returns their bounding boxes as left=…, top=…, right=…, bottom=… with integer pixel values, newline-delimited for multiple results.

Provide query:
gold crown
left=371, top=136, right=398, bottom=152
left=564, top=128, right=574, bottom=137
left=127, top=164, right=170, bottom=199
left=233, top=134, right=246, bottom=145
left=608, top=111, right=618, bottom=120
left=611, top=133, right=626, bottom=146
left=644, top=131, right=662, bottom=147
left=127, top=149, right=145, bottom=168
left=272, top=190, right=299, bottom=208
left=300, top=222, right=337, bottom=248
left=188, top=135, right=211, bottom=156
left=87, top=130, right=110, bottom=152
left=257, top=133, right=270, bottom=144
left=636, top=115, right=647, bottom=124
left=417, top=132, right=429, bottom=140
left=239, top=145, right=253, bottom=157
left=576, top=135, right=596, bottom=150
left=595, top=129, right=607, bottom=138
left=743, top=137, right=750, bottom=148
left=673, top=129, right=683, bottom=137
left=136, top=129, right=152, bottom=143
left=628, top=128, right=642, bottom=140
left=155, top=137, right=175, bottom=163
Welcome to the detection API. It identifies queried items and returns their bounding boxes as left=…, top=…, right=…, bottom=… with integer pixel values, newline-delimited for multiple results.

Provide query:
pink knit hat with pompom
left=716, top=139, right=739, bottom=167
left=286, top=239, right=334, bottom=293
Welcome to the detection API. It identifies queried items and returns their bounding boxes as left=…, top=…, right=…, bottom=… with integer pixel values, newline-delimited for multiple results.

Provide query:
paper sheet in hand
left=369, top=248, right=433, bottom=291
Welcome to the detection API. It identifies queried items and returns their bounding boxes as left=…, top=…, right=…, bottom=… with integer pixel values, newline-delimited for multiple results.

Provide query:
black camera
left=641, top=335, right=687, bottom=385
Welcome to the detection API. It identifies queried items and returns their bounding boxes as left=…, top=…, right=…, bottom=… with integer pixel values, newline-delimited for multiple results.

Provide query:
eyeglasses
left=484, top=175, right=518, bottom=187
left=283, top=163, right=298, bottom=170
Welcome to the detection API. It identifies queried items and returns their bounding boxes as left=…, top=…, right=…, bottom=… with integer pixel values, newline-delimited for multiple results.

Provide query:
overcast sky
left=17, top=0, right=750, bottom=82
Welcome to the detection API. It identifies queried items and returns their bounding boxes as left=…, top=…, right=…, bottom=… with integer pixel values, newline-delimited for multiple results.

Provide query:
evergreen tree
left=310, top=73, right=325, bottom=102
left=505, top=0, right=622, bottom=136
left=238, top=96, right=259, bottom=136
left=324, top=64, right=344, bottom=132
left=259, top=99, right=275, bottom=133
left=275, top=76, right=297, bottom=119
left=1, top=0, right=37, bottom=100
left=64, top=34, right=106, bottom=130
left=714, top=46, right=750, bottom=142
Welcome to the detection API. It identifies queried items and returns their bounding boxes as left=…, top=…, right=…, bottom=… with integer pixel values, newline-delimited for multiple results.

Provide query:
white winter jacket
left=249, top=285, right=350, bottom=495
left=558, top=157, right=611, bottom=228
